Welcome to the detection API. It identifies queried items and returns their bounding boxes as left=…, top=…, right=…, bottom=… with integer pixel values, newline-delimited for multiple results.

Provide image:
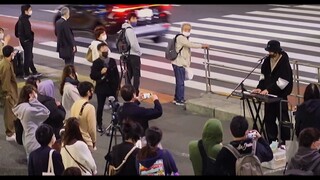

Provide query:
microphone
left=108, top=96, right=115, bottom=102
left=258, top=55, right=269, bottom=62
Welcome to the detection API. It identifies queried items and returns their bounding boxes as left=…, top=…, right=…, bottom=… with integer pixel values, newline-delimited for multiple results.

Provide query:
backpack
left=116, top=27, right=132, bottom=54
left=14, top=19, right=20, bottom=38
left=284, top=158, right=320, bottom=176
left=197, top=139, right=217, bottom=175
left=224, top=141, right=263, bottom=176
left=165, top=34, right=183, bottom=61
left=138, top=159, right=166, bottom=176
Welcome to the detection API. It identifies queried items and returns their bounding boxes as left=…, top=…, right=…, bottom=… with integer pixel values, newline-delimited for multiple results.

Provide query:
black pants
left=20, top=41, right=37, bottom=76
left=126, top=55, right=141, bottom=96
left=264, top=99, right=291, bottom=143
left=63, top=55, right=75, bottom=65
left=96, top=92, right=118, bottom=127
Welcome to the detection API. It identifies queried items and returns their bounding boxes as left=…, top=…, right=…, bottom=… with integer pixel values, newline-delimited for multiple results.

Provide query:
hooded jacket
left=188, top=118, right=223, bottom=175
left=287, top=146, right=320, bottom=175
left=38, top=79, right=55, bottom=99
left=121, top=22, right=142, bottom=56
left=295, top=99, right=320, bottom=137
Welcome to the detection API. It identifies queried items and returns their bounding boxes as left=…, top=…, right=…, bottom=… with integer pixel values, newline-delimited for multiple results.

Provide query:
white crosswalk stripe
left=34, top=5, right=320, bottom=94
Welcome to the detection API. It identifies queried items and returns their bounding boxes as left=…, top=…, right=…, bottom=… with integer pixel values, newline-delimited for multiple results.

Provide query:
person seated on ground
left=136, top=126, right=179, bottom=176
left=188, top=118, right=223, bottom=175
left=295, top=83, right=320, bottom=137
left=38, top=79, right=55, bottom=99
left=28, top=124, right=64, bottom=176
left=213, top=115, right=273, bottom=176
left=285, top=127, right=320, bottom=176
left=108, top=119, right=143, bottom=176
left=62, top=166, right=82, bottom=176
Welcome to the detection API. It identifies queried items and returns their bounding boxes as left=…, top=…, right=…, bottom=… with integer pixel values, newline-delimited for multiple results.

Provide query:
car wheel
left=152, top=36, right=162, bottom=43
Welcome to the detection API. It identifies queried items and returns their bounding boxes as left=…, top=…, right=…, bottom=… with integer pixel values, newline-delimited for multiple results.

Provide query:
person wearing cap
left=252, top=40, right=293, bottom=145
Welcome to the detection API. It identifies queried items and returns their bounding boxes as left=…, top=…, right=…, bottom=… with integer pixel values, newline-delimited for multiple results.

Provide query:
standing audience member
left=213, top=116, right=273, bottom=176
left=0, top=45, right=18, bottom=141
left=136, top=126, right=179, bottom=176
left=0, top=27, right=11, bottom=60
left=285, top=127, right=320, bottom=176
left=60, top=64, right=80, bottom=119
left=17, top=4, right=41, bottom=79
left=295, top=83, right=320, bottom=137
left=108, top=119, right=143, bottom=176
left=171, top=23, right=209, bottom=106
left=122, top=12, right=142, bottom=96
left=188, top=118, right=223, bottom=175
left=12, top=84, right=50, bottom=160
left=70, top=81, right=97, bottom=152
left=60, top=117, right=97, bottom=176
left=90, top=42, right=119, bottom=132
left=88, top=25, right=110, bottom=62
left=55, top=6, right=77, bottom=65
left=28, top=124, right=64, bottom=176
left=252, top=40, right=293, bottom=144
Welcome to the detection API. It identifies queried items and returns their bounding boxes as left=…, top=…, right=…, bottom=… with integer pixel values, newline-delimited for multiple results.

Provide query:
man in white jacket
left=122, top=13, right=142, bottom=96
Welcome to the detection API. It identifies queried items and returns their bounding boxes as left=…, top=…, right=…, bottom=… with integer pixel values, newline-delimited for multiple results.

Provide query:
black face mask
left=102, top=52, right=108, bottom=58
left=89, top=91, right=93, bottom=100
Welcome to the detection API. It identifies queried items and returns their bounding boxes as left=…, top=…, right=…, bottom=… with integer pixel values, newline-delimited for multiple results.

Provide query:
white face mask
left=34, top=93, right=38, bottom=99
left=28, top=10, right=33, bottom=16
left=101, top=34, right=107, bottom=41
left=0, top=33, right=4, bottom=40
left=182, top=31, right=190, bottom=37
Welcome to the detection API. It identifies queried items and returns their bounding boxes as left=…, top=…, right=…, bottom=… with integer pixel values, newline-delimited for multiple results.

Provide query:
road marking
left=268, top=4, right=291, bottom=7
left=294, top=5, right=320, bottom=10
left=0, top=14, right=18, bottom=19
left=39, top=9, right=59, bottom=13
left=247, top=11, right=320, bottom=22
left=270, top=7, right=320, bottom=15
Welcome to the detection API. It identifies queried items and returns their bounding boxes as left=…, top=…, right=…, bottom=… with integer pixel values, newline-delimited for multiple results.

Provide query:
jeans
left=126, top=55, right=141, bottom=96
left=172, top=64, right=185, bottom=103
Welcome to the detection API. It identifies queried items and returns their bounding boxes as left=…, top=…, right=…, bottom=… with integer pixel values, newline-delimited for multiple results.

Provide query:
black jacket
left=17, top=14, right=34, bottom=43
left=257, top=51, right=293, bottom=98
left=55, top=18, right=76, bottom=59
left=295, top=99, right=320, bottom=137
left=213, top=138, right=273, bottom=176
left=90, top=57, right=120, bottom=96
left=118, top=100, right=162, bottom=133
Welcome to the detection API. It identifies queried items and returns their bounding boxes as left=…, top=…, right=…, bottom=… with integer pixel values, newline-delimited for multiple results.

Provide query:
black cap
left=265, top=40, right=282, bottom=53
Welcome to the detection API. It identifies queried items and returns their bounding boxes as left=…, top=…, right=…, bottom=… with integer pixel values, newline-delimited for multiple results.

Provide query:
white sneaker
left=6, top=133, right=16, bottom=142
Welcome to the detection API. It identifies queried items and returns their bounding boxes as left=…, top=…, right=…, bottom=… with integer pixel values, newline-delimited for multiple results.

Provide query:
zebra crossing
left=34, top=4, right=320, bottom=94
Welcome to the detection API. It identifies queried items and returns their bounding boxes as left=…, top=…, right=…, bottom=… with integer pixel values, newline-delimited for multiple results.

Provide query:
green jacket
left=188, top=118, right=223, bottom=175
left=0, top=58, right=18, bottom=103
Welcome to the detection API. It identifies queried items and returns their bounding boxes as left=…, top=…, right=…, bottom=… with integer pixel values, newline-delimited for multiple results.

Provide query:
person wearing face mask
left=90, top=42, right=119, bottom=133
left=70, top=81, right=97, bottom=152
left=0, top=27, right=11, bottom=60
left=17, top=4, right=42, bottom=80
left=121, top=12, right=142, bottom=97
left=12, top=84, right=50, bottom=160
left=0, top=45, right=19, bottom=142
left=252, top=40, right=293, bottom=145
left=171, top=23, right=209, bottom=106
left=55, top=6, right=77, bottom=65
left=88, top=25, right=111, bottom=62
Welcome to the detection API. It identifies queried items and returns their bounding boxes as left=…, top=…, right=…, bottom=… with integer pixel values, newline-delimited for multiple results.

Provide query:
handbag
left=42, top=149, right=55, bottom=176
left=108, top=146, right=137, bottom=176
left=85, top=47, right=93, bottom=62
left=185, top=67, right=194, bottom=80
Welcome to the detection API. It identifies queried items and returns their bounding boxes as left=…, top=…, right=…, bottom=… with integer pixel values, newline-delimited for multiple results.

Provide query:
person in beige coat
left=171, top=23, right=209, bottom=106
left=0, top=45, right=18, bottom=141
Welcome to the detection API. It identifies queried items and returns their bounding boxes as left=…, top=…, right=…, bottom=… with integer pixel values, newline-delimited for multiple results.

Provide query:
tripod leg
left=104, top=125, right=116, bottom=176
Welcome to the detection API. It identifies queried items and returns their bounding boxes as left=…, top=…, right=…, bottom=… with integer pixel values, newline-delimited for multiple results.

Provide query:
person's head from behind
left=17, top=84, right=37, bottom=105
left=94, top=25, right=107, bottom=41
left=62, top=166, right=82, bottom=176
left=2, top=45, right=14, bottom=60
left=181, top=23, right=192, bottom=37
left=62, top=117, right=85, bottom=145
left=121, top=119, right=143, bottom=143
left=230, top=116, right=248, bottom=138
left=60, top=7, right=70, bottom=20
left=303, top=83, right=320, bottom=102
left=77, top=81, right=94, bottom=100
left=60, top=64, right=78, bottom=95
left=35, top=124, right=56, bottom=147
left=299, top=127, right=320, bottom=150
left=120, top=84, right=136, bottom=102
left=97, top=42, right=109, bottom=59
left=127, top=12, right=137, bottom=27
left=145, top=126, right=163, bottom=148
left=25, top=76, right=41, bottom=89
left=21, top=4, right=32, bottom=16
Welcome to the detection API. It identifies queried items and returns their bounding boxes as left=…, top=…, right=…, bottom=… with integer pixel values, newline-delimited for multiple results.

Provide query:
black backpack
left=198, top=139, right=217, bottom=175
left=116, top=27, right=132, bottom=54
left=165, top=34, right=183, bottom=61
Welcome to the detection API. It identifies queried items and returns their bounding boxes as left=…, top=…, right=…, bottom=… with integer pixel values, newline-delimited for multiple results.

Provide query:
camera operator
left=90, top=42, right=120, bottom=133
left=118, top=84, right=163, bottom=138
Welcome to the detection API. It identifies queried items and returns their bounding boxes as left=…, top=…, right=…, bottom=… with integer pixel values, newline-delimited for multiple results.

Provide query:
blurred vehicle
left=54, top=4, right=171, bottom=46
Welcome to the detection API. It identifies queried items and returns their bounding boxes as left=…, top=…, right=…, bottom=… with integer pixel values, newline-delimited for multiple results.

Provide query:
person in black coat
left=90, top=42, right=120, bottom=132
left=28, top=124, right=64, bottom=176
left=295, top=83, right=320, bottom=137
left=55, top=7, right=76, bottom=65
left=252, top=40, right=293, bottom=144
left=17, top=4, right=40, bottom=78
left=118, top=84, right=163, bottom=135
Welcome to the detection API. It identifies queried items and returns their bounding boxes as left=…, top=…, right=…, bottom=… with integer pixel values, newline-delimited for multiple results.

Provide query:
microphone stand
left=227, top=55, right=266, bottom=117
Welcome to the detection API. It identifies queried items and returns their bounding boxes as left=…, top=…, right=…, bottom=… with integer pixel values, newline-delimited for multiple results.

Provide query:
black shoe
left=32, top=72, right=42, bottom=77
left=97, top=126, right=103, bottom=133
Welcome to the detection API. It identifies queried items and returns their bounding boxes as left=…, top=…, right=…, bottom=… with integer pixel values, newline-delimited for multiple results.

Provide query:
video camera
left=108, top=96, right=121, bottom=125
